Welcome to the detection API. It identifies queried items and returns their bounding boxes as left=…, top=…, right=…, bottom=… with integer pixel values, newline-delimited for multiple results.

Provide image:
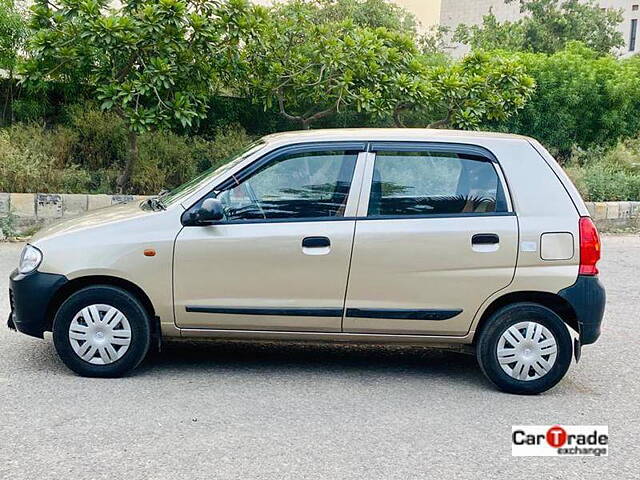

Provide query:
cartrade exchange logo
left=512, top=425, right=608, bottom=456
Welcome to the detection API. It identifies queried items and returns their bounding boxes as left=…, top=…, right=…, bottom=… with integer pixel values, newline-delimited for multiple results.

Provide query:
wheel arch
left=473, top=290, right=579, bottom=343
left=45, top=275, right=157, bottom=332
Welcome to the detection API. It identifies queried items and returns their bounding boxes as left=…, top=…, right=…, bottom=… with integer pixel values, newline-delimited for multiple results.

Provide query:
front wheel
left=52, top=286, right=151, bottom=377
left=476, top=303, right=573, bottom=395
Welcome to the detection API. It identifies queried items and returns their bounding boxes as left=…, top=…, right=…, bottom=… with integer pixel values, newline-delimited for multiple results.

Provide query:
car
left=8, top=128, right=605, bottom=394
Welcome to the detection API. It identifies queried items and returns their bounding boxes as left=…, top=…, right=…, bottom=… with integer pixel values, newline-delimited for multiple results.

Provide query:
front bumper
left=558, top=275, right=606, bottom=345
left=8, top=269, right=68, bottom=339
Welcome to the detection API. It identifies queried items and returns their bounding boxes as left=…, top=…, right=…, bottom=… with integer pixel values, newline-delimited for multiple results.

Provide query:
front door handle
left=472, top=233, right=500, bottom=245
left=302, top=236, right=331, bottom=248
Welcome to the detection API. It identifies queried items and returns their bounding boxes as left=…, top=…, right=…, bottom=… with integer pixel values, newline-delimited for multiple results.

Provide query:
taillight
left=579, top=217, right=601, bottom=276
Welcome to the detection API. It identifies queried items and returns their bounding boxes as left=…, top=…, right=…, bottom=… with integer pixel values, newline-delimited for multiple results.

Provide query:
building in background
left=399, top=0, right=640, bottom=57
left=392, top=0, right=442, bottom=27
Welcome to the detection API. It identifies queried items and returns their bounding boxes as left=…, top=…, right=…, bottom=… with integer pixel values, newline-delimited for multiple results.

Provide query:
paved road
left=0, top=236, right=637, bottom=479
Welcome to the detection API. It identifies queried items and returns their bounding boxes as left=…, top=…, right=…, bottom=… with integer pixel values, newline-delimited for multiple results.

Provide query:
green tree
left=493, top=43, right=640, bottom=156
left=22, top=0, right=264, bottom=192
left=419, top=25, right=452, bottom=57
left=395, top=51, right=535, bottom=129
left=310, top=0, right=418, bottom=34
left=244, top=1, right=534, bottom=131
left=454, top=0, right=624, bottom=55
left=0, top=0, right=28, bottom=124
left=243, top=0, right=428, bottom=129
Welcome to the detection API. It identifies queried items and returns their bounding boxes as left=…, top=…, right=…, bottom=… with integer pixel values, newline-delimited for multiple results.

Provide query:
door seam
left=340, top=220, right=358, bottom=332
left=340, top=155, right=369, bottom=332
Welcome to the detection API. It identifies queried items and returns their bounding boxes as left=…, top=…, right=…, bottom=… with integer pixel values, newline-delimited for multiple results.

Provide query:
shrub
left=565, top=138, right=640, bottom=201
left=581, top=168, right=640, bottom=201
left=4, top=122, right=77, bottom=166
left=67, top=107, right=128, bottom=171
left=192, top=124, right=255, bottom=171
left=0, top=131, right=48, bottom=191
left=132, top=124, right=255, bottom=194
left=0, top=111, right=255, bottom=195
left=133, top=131, right=199, bottom=194
left=0, top=130, right=91, bottom=193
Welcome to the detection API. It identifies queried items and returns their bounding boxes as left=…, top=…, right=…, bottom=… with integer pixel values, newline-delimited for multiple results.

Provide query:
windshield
left=159, top=140, right=267, bottom=207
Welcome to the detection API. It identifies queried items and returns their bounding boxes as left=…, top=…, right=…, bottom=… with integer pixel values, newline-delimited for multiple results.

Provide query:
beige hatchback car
left=9, top=129, right=605, bottom=394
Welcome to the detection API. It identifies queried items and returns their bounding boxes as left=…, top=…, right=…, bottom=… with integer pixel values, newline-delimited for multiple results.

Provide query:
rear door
left=343, top=143, right=518, bottom=336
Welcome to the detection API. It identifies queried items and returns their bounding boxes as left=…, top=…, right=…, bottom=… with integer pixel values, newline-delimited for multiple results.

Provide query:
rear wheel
left=476, top=302, right=573, bottom=394
left=52, top=286, right=151, bottom=377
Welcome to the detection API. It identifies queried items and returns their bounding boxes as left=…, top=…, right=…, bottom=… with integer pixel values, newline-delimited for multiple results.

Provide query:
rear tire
left=52, top=286, right=151, bottom=377
left=476, top=302, right=573, bottom=395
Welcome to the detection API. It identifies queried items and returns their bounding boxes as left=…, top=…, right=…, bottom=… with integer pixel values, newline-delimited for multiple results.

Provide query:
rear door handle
left=302, top=236, right=331, bottom=248
left=472, top=233, right=500, bottom=245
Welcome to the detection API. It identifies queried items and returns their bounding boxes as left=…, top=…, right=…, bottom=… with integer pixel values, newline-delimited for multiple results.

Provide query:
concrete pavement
left=1, top=236, right=637, bottom=479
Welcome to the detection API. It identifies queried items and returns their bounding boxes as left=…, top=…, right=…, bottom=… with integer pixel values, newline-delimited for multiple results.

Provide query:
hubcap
left=496, top=321, right=558, bottom=381
left=68, top=304, right=132, bottom=365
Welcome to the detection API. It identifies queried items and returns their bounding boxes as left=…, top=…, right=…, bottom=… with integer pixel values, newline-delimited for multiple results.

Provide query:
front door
left=343, top=144, right=519, bottom=336
left=174, top=144, right=365, bottom=332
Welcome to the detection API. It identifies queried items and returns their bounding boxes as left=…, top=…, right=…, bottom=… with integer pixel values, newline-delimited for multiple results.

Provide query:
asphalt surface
left=0, top=235, right=637, bottom=479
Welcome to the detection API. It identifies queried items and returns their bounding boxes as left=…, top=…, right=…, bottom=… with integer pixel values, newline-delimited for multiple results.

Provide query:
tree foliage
left=308, top=0, right=418, bottom=34
left=493, top=43, right=640, bottom=156
left=0, top=0, right=27, bottom=71
left=22, top=0, right=264, bottom=191
left=417, top=52, right=535, bottom=129
left=242, top=0, right=427, bottom=129
left=0, top=0, right=28, bottom=124
left=454, top=0, right=625, bottom=55
left=244, top=0, right=534, bottom=130
left=7, top=0, right=635, bottom=192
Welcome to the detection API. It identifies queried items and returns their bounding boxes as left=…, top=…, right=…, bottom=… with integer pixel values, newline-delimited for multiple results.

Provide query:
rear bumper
left=558, top=275, right=606, bottom=345
left=8, top=269, right=68, bottom=339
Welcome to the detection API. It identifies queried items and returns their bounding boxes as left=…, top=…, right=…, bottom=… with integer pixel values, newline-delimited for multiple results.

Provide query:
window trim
left=181, top=141, right=367, bottom=226
left=356, top=212, right=516, bottom=222
left=214, top=142, right=367, bottom=191
left=181, top=140, right=515, bottom=226
left=359, top=142, right=514, bottom=219
left=631, top=19, right=638, bottom=52
left=369, top=142, right=501, bottom=160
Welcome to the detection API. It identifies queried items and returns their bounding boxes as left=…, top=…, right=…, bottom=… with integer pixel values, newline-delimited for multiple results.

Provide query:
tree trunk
left=8, top=75, right=14, bottom=124
left=427, top=112, right=452, bottom=129
left=117, top=131, right=138, bottom=193
left=1, top=83, right=8, bottom=127
left=301, top=119, right=311, bottom=130
left=393, top=106, right=406, bottom=128
left=427, top=119, right=448, bottom=129
left=1, top=70, right=14, bottom=126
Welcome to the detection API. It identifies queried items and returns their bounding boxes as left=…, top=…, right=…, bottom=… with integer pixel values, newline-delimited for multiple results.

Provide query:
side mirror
left=196, top=198, right=224, bottom=223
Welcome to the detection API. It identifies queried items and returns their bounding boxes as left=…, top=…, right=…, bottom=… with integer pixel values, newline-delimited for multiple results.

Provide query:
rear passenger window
left=367, top=150, right=507, bottom=217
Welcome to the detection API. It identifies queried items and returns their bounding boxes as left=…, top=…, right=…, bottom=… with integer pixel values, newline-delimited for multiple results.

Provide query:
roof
left=261, top=128, right=531, bottom=146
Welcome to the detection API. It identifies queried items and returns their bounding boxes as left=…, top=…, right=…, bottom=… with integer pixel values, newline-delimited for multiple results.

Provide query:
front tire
left=476, top=302, right=573, bottom=395
left=52, top=286, right=151, bottom=377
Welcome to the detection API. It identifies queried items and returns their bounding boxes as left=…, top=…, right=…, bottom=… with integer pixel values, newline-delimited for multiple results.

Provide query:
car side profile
left=8, top=129, right=605, bottom=394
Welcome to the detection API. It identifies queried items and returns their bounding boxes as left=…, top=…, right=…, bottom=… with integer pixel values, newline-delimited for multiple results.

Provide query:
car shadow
left=135, top=339, right=490, bottom=388
left=10, top=334, right=490, bottom=389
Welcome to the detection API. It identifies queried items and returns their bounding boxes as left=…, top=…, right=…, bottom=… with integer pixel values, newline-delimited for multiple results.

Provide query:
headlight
left=18, top=244, right=43, bottom=274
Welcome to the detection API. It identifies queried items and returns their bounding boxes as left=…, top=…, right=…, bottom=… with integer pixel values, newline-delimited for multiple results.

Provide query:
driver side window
left=218, top=149, right=359, bottom=221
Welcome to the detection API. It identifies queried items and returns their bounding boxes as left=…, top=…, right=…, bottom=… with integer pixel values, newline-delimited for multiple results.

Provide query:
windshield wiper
left=151, top=197, right=166, bottom=210
left=143, top=196, right=166, bottom=211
